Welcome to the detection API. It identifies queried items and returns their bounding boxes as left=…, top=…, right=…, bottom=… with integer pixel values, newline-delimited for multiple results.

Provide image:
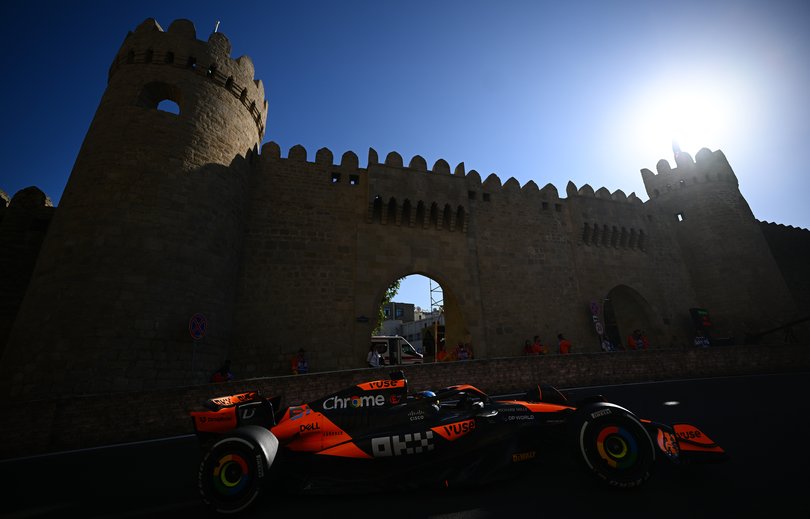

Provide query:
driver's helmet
left=416, top=390, right=436, bottom=399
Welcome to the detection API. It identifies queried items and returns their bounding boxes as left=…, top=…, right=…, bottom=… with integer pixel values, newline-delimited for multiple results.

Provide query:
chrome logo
left=595, top=426, right=638, bottom=469
left=212, top=454, right=250, bottom=495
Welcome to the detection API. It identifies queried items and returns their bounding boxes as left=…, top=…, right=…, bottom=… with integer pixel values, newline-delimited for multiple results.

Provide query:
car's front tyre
left=576, top=404, right=655, bottom=488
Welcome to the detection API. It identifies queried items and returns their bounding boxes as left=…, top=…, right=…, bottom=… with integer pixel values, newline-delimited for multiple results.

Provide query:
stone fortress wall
left=758, top=221, right=810, bottom=319
left=1, top=18, right=809, bottom=400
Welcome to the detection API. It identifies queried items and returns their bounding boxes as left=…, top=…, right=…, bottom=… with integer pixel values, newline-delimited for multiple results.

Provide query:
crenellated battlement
left=641, top=147, right=737, bottom=199
left=759, top=220, right=810, bottom=234
left=108, top=18, right=267, bottom=138
left=253, top=142, right=658, bottom=241
left=565, top=181, right=643, bottom=205
left=258, top=142, right=650, bottom=209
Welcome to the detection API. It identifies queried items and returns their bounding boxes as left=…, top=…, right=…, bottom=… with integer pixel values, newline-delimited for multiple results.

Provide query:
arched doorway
left=602, top=285, right=659, bottom=349
left=374, top=273, right=469, bottom=362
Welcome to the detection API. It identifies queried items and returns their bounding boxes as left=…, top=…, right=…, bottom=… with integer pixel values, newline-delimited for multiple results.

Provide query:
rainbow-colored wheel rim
left=211, top=453, right=251, bottom=496
left=595, top=425, right=638, bottom=469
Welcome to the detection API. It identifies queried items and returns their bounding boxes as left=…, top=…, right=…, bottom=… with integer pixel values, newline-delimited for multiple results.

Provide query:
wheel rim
left=595, top=425, right=639, bottom=469
left=211, top=453, right=252, bottom=497
left=200, top=437, right=264, bottom=512
left=579, top=410, right=655, bottom=487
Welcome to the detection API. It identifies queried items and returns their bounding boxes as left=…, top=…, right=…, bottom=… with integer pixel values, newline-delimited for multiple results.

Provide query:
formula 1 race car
left=190, top=371, right=725, bottom=514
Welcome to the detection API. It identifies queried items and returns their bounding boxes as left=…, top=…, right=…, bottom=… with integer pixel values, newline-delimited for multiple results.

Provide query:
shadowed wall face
left=1, top=18, right=265, bottom=397
left=0, top=188, right=55, bottom=358
left=642, top=150, right=798, bottom=336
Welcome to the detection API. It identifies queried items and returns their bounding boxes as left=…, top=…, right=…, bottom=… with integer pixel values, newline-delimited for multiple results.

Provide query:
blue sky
left=2, top=1, right=808, bottom=309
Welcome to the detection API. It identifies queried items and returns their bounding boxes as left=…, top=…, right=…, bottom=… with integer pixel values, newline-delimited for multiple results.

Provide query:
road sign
left=189, top=313, right=207, bottom=341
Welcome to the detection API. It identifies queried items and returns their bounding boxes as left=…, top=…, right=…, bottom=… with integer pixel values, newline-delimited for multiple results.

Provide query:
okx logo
left=371, top=431, right=434, bottom=457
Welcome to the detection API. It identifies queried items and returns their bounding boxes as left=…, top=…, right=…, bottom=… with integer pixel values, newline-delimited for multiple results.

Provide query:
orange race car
left=190, top=371, right=725, bottom=514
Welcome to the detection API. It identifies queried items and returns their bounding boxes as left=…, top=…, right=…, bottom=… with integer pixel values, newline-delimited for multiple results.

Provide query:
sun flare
left=652, top=91, right=728, bottom=152
left=628, top=77, right=741, bottom=161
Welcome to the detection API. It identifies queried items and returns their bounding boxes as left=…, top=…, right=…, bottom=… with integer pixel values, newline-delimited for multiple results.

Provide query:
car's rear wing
left=202, top=391, right=263, bottom=411
left=191, top=390, right=280, bottom=435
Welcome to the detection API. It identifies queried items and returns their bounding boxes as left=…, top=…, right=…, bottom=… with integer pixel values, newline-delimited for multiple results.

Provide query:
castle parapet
left=566, top=181, right=642, bottom=205
left=259, top=144, right=662, bottom=217
left=641, top=148, right=737, bottom=199
left=108, top=18, right=267, bottom=138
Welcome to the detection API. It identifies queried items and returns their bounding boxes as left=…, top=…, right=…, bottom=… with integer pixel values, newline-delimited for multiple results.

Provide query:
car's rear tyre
left=577, top=404, right=655, bottom=488
left=198, top=434, right=271, bottom=514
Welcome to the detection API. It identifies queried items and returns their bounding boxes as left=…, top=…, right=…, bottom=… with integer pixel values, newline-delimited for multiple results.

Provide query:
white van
left=371, top=335, right=424, bottom=365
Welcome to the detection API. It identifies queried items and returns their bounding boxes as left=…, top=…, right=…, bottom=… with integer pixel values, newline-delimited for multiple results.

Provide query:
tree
left=374, top=278, right=402, bottom=334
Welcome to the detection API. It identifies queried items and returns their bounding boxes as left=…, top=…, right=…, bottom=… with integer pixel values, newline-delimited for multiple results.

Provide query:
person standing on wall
left=627, top=329, right=647, bottom=350
left=436, top=339, right=449, bottom=362
left=557, top=334, right=572, bottom=354
left=640, top=330, right=650, bottom=349
left=454, top=342, right=472, bottom=360
left=532, top=335, right=546, bottom=355
left=367, top=344, right=382, bottom=367
left=292, top=348, right=309, bottom=374
left=211, top=359, right=234, bottom=382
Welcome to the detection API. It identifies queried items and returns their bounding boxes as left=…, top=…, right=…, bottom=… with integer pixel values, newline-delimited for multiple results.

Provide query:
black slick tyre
left=577, top=404, right=655, bottom=488
left=198, top=435, right=269, bottom=514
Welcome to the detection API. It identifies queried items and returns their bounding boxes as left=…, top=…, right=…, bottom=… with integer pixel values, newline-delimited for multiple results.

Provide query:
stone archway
left=603, top=285, right=660, bottom=349
left=372, top=272, right=471, bottom=361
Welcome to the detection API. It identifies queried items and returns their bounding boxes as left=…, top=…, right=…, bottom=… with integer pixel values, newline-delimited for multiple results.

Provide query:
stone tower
left=641, top=147, right=797, bottom=339
left=0, top=19, right=266, bottom=397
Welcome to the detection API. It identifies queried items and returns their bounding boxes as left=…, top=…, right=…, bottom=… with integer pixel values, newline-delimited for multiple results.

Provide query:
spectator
left=523, top=339, right=533, bottom=356
left=436, top=339, right=449, bottom=362
left=211, top=359, right=234, bottom=383
left=454, top=341, right=472, bottom=360
left=557, top=334, right=572, bottom=354
left=291, top=348, right=309, bottom=374
left=627, top=330, right=638, bottom=350
left=532, top=335, right=547, bottom=355
left=640, top=330, right=650, bottom=349
left=694, top=330, right=711, bottom=348
left=367, top=343, right=382, bottom=367
left=422, top=330, right=435, bottom=359
left=627, top=329, right=647, bottom=350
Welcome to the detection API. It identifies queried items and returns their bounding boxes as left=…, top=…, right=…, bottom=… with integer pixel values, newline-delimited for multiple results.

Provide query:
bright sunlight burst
left=624, top=72, right=751, bottom=162
left=637, top=84, right=733, bottom=155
